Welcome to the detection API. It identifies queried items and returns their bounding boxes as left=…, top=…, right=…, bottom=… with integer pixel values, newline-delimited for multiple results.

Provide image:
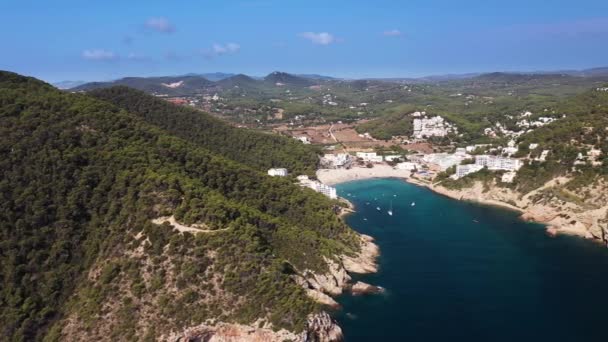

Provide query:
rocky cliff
left=166, top=312, right=342, bottom=342
left=429, top=178, right=608, bottom=245
left=294, top=234, right=380, bottom=304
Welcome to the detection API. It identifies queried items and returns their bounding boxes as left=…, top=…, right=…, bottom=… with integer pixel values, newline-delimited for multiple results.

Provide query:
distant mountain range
left=61, top=66, right=608, bottom=96
left=52, top=80, right=87, bottom=89
left=68, top=71, right=322, bottom=96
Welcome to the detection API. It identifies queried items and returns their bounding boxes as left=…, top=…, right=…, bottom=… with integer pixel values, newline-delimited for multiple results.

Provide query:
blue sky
left=1, top=0, right=608, bottom=82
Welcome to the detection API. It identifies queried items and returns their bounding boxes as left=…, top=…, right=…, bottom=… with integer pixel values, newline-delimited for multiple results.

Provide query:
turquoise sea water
left=334, top=178, right=608, bottom=342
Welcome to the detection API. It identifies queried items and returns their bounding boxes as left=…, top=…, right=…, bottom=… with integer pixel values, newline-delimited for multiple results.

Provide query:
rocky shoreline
left=318, top=168, right=607, bottom=245
left=166, top=312, right=343, bottom=342
left=295, top=233, right=381, bottom=305
left=163, top=231, right=381, bottom=342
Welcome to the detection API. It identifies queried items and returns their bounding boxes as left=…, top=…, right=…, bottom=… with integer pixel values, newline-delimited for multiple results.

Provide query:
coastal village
left=267, top=110, right=604, bottom=202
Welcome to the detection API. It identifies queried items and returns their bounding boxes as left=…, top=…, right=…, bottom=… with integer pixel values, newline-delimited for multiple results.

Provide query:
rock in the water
left=350, top=281, right=385, bottom=295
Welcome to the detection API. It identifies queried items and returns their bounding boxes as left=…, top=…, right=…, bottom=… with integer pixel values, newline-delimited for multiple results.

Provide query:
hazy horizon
left=2, top=0, right=608, bottom=82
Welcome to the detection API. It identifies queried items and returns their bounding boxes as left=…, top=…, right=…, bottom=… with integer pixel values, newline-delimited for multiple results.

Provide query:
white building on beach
left=356, top=152, right=384, bottom=163
left=423, top=153, right=466, bottom=171
left=297, top=176, right=338, bottom=199
left=384, top=155, right=402, bottom=162
left=396, top=162, right=419, bottom=171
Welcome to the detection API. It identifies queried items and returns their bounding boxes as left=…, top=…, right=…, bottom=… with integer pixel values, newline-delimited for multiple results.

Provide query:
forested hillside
left=0, top=71, right=357, bottom=341
left=88, top=86, right=320, bottom=175
left=513, top=87, right=608, bottom=192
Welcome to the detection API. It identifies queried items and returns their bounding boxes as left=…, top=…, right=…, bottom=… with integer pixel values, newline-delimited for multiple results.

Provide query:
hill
left=87, top=86, right=321, bottom=175
left=72, top=75, right=216, bottom=96
left=264, top=71, right=315, bottom=87
left=52, top=80, right=86, bottom=89
left=197, top=72, right=236, bottom=81
left=0, top=71, right=361, bottom=341
left=216, top=73, right=260, bottom=89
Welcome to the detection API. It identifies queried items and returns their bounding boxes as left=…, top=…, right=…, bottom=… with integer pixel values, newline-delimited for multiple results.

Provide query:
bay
left=335, top=178, right=608, bottom=342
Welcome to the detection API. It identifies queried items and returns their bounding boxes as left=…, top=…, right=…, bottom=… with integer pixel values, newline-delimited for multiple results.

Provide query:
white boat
left=411, top=202, right=416, bottom=207
left=376, top=207, right=381, bottom=211
left=387, top=200, right=393, bottom=216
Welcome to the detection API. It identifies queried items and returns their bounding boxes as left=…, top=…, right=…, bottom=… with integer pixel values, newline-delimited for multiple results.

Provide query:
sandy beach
left=316, top=165, right=413, bottom=186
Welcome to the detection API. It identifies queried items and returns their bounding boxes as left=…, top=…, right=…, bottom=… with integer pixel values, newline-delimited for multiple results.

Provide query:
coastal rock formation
left=295, top=233, right=380, bottom=307
left=350, top=281, right=385, bottom=295
left=297, top=257, right=351, bottom=296
left=304, top=312, right=344, bottom=342
left=305, top=289, right=341, bottom=308
left=166, top=312, right=343, bottom=342
left=341, top=234, right=380, bottom=274
left=431, top=179, right=608, bottom=245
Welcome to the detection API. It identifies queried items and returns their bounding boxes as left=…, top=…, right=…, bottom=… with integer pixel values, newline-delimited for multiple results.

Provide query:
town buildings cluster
left=321, top=153, right=354, bottom=169
left=412, top=114, right=457, bottom=139
left=484, top=111, right=562, bottom=139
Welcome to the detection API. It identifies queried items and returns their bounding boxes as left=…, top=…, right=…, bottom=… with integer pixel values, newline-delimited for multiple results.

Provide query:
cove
left=335, top=178, right=608, bottom=342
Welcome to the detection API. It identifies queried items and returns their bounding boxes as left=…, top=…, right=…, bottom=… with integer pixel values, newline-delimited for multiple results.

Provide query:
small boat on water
left=387, top=200, right=393, bottom=216
left=411, top=202, right=416, bottom=207
left=473, top=219, right=479, bottom=223
left=376, top=207, right=381, bottom=211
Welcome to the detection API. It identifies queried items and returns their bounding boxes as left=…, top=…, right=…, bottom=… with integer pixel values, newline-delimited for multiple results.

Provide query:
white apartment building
left=298, top=176, right=337, bottom=199
left=466, top=144, right=492, bottom=153
left=356, top=152, right=384, bottom=163
left=475, top=155, right=522, bottom=171
left=322, top=153, right=352, bottom=168
left=413, top=116, right=456, bottom=139
left=384, top=155, right=402, bottom=162
left=310, top=182, right=338, bottom=199
left=396, top=162, right=419, bottom=170
left=423, top=153, right=465, bottom=171
left=455, top=164, right=484, bottom=179
left=267, top=168, right=288, bottom=177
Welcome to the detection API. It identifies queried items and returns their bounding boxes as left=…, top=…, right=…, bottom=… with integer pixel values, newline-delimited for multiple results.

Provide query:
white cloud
left=203, top=43, right=241, bottom=58
left=145, top=17, right=175, bottom=33
left=383, top=29, right=402, bottom=37
left=299, top=32, right=336, bottom=45
left=82, top=49, right=117, bottom=61
left=212, top=43, right=241, bottom=55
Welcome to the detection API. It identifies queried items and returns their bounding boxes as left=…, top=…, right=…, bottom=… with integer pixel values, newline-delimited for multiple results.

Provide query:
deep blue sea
left=334, top=178, right=608, bottom=342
